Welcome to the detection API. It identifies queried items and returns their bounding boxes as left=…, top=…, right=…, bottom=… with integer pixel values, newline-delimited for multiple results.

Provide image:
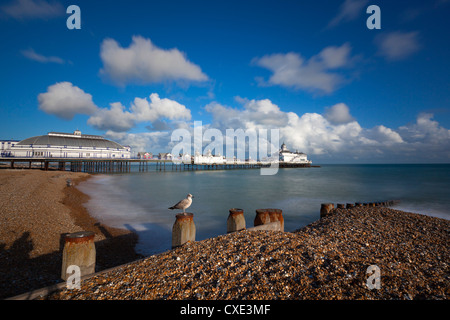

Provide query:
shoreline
left=62, top=172, right=143, bottom=268
left=0, top=169, right=142, bottom=299
left=1, top=169, right=449, bottom=300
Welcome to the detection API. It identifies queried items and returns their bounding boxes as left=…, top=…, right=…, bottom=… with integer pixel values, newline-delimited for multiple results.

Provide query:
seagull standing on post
left=169, top=194, right=194, bottom=215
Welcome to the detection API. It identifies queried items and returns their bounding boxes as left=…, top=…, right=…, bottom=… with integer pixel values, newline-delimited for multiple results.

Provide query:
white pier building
left=279, top=142, right=311, bottom=164
left=8, top=130, right=131, bottom=159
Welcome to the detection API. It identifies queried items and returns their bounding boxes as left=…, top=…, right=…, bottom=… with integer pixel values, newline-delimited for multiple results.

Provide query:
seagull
left=169, top=194, right=194, bottom=214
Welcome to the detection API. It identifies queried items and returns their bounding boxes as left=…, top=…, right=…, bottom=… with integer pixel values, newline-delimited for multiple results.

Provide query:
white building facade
left=279, top=143, right=311, bottom=164
left=1, top=140, right=20, bottom=157
left=9, top=130, right=131, bottom=159
left=193, top=150, right=226, bottom=164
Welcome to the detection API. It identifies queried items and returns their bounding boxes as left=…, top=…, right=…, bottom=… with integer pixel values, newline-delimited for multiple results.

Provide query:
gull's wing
left=169, top=198, right=189, bottom=209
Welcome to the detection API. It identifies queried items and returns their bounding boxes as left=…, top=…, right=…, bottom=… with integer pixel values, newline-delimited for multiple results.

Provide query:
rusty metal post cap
left=175, top=213, right=194, bottom=221
left=64, top=231, right=95, bottom=244
left=65, top=231, right=95, bottom=239
left=229, top=208, right=244, bottom=216
left=256, top=208, right=282, bottom=213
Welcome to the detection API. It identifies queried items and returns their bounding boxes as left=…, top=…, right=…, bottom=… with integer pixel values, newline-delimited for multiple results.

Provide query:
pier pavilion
left=8, top=130, right=130, bottom=159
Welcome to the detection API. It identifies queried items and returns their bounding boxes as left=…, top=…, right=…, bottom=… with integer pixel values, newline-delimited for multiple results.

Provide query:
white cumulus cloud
left=21, top=48, right=65, bottom=64
left=38, top=82, right=98, bottom=120
left=375, top=31, right=421, bottom=61
left=105, top=131, right=170, bottom=154
left=328, top=0, right=369, bottom=28
left=87, top=93, right=191, bottom=132
left=252, top=43, right=356, bottom=94
left=205, top=98, right=290, bottom=130
left=203, top=98, right=450, bottom=162
left=38, top=82, right=191, bottom=133
left=399, top=113, right=450, bottom=144
left=324, top=103, right=355, bottom=124
left=87, top=102, right=135, bottom=132
left=131, top=93, right=191, bottom=123
left=1, top=0, right=64, bottom=20
left=99, top=36, right=209, bottom=86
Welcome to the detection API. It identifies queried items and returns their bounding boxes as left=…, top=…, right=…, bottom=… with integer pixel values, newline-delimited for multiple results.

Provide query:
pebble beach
left=45, top=206, right=449, bottom=300
left=1, top=169, right=449, bottom=300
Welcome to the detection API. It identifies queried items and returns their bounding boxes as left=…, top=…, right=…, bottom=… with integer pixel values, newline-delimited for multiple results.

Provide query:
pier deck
left=0, top=158, right=316, bottom=173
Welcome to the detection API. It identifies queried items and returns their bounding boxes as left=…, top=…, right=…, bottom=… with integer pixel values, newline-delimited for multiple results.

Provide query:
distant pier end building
left=279, top=142, right=311, bottom=164
left=9, top=130, right=131, bottom=159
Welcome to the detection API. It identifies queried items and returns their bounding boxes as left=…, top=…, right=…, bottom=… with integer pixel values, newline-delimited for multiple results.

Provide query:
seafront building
left=6, top=130, right=131, bottom=159
left=137, top=152, right=153, bottom=159
left=279, top=142, right=311, bottom=164
left=158, top=152, right=173, bottom=160
left=0, top=140, right=20, bottom=157
left=2, top=132, right=310, bottom=166
left=194, top=150, right=226, bottom=164
left=0, top=137, right=312, bottom=172
left=182, top=144, right=311, bottom=165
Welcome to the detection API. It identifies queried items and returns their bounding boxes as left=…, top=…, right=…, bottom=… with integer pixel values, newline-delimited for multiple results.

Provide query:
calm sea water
left=77, top=164, right=450, bottom=256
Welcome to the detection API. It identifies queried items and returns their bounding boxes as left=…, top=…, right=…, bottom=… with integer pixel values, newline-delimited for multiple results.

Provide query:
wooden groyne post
left=172, top=213, right=196, bottom=249
left=321, top=200, right=398, bottom=218
left=61, top=231, right=96, bottom=281
left=254, top=208, right=284, bottom=232
left=320, top=203, right=334, bottom=218
left=227, top=208, right=246, bottom=233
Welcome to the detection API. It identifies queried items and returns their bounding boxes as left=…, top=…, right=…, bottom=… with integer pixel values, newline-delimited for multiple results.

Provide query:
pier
left=0, top=157, right=316, bottom=173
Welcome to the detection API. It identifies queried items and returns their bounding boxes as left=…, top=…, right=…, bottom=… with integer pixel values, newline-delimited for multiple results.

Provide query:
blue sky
left=1, top=0, right=449, bottom=163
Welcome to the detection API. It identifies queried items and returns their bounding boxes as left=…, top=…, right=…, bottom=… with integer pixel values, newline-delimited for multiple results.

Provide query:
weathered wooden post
left=320, top=203, right=334, bottom=218
left=268, top=209, right=284, bottom=232
left=61, top=231, right=96, bottom=281
left=172, top=213, right=196, bottom=249
left=254, top=209, right=270, bottom=227
left=254, top=208, right=284, bottom=231
left=227, top=208, right=246, bottom=233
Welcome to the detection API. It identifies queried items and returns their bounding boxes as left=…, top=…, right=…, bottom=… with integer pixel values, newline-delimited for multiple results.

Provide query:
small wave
left=392, top=204, right=450, bottom=221
left=77, top=175, right=149, bottom=227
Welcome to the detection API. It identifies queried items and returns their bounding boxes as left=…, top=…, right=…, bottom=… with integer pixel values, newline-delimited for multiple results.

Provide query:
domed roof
left=280, top=142, right=289, bottom=152
left=16, top=131, right=126, bottom=149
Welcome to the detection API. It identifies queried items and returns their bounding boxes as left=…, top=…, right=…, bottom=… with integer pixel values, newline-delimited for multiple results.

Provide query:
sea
left=77, top=164, right=450, bottom=256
